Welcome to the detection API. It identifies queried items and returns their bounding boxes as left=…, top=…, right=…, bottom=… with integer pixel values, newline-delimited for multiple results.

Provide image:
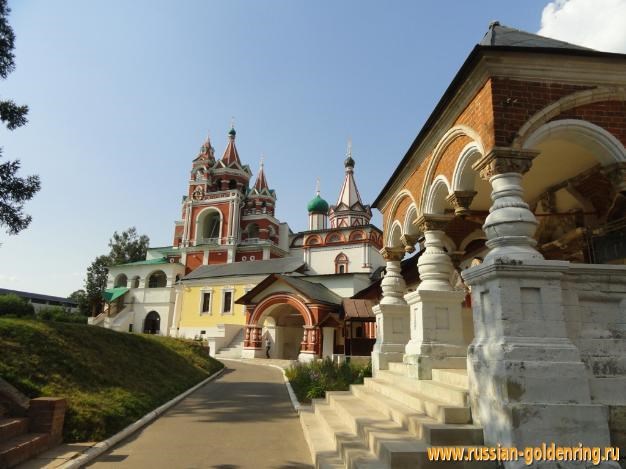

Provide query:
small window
left=128, top=324, right=133, bottom=333
left=339, top=265, right=345, bottom=274
left=242, top=256, right=247, bottom=261
left=201, top=292, right=211, bottom=314
left=200, top=330, right=206, bottom=335
left=223, top=291, right=233, bottom=314
left=148, top=271, right=167, bottom=288
left=250, top=255, right=255, bottom=261
left=355, top=326, right=363, bottom=338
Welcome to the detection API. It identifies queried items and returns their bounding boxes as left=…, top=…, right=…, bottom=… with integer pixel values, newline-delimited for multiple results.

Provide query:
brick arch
left=249, top=293, right=314, bottom=326
left=304, top=234, right=323, bottom=246
left=386, top=190, right=416, bottom=246
left=325, top=231, right=345, bottom=244
left=513, top=87, right=626, bottom=150
left=420, top=125, right=484, bottom=221
left=349, top=230, right=366, bottom=241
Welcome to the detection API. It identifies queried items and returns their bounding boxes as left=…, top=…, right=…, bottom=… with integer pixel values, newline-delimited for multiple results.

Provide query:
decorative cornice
left=446, top=190, right=477, bottom=217
left=380, top=246, right=405, bottom=262
left=415, top=214, right=453, bottom=234
left=472, top=147, right=539, bottom=180
left=400, top=234, right=419, bottom=253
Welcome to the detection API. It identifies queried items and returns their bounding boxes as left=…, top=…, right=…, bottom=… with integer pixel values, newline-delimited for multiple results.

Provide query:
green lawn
left=0, top=318, right=223, bottom=442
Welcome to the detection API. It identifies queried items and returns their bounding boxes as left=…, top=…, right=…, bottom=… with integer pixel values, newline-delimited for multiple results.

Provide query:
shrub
left=285, top=357, right=372, bottom=403
left=0, top=294, right=35, bottom=317
left=36, top=306, right=87, bottom=324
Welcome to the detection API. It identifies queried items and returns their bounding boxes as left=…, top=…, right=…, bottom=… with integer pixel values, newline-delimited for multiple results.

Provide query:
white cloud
left=539, top=0, right=626, bottom=53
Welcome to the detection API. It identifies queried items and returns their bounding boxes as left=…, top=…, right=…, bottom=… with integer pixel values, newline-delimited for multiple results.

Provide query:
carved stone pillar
left=473, top=147, right=543, bottom=263
left=446, top=190, right=477, bottom=217
left=404, top=215, right=467, bottom=379
left=462, top=148, right=613, bottom=454
left=371, top=247, right=410, bottom=374
left=400, top=234, right=418, bottom=254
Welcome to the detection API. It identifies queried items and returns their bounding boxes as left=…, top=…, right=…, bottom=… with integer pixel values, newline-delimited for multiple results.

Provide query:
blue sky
left=0, top=0, right=618, bottom=296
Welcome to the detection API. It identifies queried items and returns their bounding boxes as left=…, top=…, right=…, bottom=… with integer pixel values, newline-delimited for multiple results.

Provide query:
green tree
left=68, top=289, right=89, bottom=316
left=0, top=0, right=40, bottom=235
left=108, top=227, right=150, bottom=265
left=84, top=228, right=150, bottom=314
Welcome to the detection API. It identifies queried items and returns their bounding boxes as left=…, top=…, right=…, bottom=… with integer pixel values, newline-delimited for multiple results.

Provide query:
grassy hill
left=0, top=318, right=223, bottom=442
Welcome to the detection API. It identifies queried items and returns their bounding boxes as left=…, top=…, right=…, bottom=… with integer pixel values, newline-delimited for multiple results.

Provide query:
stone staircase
left=300, top=363, right=495, bottom=468
left=0, top=403, right=49, bottom=469
left=215, top=329, right=244, bottom=359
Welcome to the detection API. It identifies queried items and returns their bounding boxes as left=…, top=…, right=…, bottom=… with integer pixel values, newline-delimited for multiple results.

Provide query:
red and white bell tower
left=172, top=126, right=288, bottom=273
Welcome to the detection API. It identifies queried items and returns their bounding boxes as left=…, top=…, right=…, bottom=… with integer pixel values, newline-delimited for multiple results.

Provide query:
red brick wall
left=491, top=78, right=593, bottom=147
left=550, top=100, right=626, bottom=147
left=185, top=251, right=204, bottom=274
left=208, top=250, right=228, bottom=264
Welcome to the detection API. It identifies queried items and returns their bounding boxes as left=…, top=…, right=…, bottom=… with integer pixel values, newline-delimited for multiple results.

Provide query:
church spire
left=253, top=155, right=270, bottom=191
left=221, top=122, right=242, bottom=167
left=335, top=139, right=364, bottom=208
left=329, top=140, right=372, bottom=228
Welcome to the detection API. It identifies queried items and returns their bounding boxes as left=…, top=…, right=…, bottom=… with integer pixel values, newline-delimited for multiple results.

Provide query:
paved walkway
left=87, top=361, right=312, bottom=469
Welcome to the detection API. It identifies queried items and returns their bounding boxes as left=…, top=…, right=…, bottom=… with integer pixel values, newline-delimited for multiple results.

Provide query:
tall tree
left=108, top=227, right=150, bottom=265
left=0, top=0, right=40, bottom=235
left=68, top=289, right=89, bottom=316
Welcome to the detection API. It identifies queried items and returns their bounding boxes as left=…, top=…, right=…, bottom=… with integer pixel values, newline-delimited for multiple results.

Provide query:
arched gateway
left=237, top=274, right=342, bottom=361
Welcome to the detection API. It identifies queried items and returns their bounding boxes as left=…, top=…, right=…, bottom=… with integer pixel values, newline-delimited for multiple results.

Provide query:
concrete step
left=0, top=433, right=49, bottom=468
left=301, top=406, right=384, bottom=469
left=350, top=386, right=482, bottom=445
left=431, top=369, right=469, bottom=389
left=363, top=378, right=471, bottom=424
left=389, top=360, right=468, bottom=377
left=322, top=393, right=436, bottom=467
left=376, top=371, right=469, bottom=407
left=0, top=418, right=28, bottom=444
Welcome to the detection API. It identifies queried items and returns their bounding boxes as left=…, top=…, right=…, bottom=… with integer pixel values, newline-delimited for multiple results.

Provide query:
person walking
left=265, top=336, right=271, bottom=359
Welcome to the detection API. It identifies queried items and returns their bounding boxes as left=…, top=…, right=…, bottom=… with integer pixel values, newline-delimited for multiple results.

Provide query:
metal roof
left=0, top=288, right=78, bottom=306
left=342, top=299, right=375, bottom=319
left=236, top=273, right=343, bottom=306
left=183, top=257, right=306, bottom=280
left=480, top=22, right=591, bottom=50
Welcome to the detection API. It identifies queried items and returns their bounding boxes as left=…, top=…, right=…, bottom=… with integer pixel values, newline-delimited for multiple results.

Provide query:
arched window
left=247, top=223, right=260, bottom=239
left=148, top=271, right=167, bottom=288
left=130, top=276, right=140, bottom=288
left=200, top=210, right=221, bottom=242
left=114, top=274, right=128, bottom=288
left=335, top=253, right=349, bottom=274
left=229, top=179, right=237, bottom=190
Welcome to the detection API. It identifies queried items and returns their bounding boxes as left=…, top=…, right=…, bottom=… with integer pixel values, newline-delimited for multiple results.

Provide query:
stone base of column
left=371, top=303, right=410, bottom=375
left=463, top=259, right=614, bottom=455
left=403, top=289, right=468, bottom=379
left=298, top=352, right=318, bottom=362
left=241, top=347, right=265, bottom=359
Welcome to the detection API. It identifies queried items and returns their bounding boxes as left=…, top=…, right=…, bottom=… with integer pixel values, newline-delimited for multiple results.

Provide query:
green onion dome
left=228, top=126, right=236, bottom=137
left=307, top=194, right=329, bottom=213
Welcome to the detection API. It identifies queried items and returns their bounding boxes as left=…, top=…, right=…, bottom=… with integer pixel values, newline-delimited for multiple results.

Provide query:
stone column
left=242, top=325, right=264, bottom=358
left=371, top=247, right=410, bottom=374
left=462, top=148, right=613, bottom=457
left=299, top=326, right=319, bottom=362
left=404, top=215, right=467, bottom=379
left=474, top=147, right=543, bottom=263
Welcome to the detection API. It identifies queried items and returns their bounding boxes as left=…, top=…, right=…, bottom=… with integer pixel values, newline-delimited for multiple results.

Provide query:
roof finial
left=315, top=177, right=320, bottom=196
left=260, top=154, right=265, bottom=168
left=344, top=137, right=355, bottom=169
left=228, top=117, right=236, bottom=137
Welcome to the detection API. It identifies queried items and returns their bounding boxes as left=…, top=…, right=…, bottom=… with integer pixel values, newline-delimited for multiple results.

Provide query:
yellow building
left=170, top=257, right=306, bottom=355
